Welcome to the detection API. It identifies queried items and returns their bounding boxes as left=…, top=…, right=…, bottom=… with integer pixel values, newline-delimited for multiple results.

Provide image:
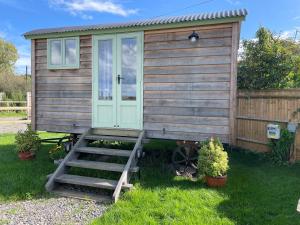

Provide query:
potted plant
left=198, top=138, right=229, bottom=187
left=15, top=125, right=40, bottom=160
left=49, top=144, right=67, bottom=165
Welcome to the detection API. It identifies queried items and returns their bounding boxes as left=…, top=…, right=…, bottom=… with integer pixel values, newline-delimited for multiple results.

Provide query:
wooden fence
left=236, top=89, right=300, bottom=161
left=0, top=92, right=31, bottom=122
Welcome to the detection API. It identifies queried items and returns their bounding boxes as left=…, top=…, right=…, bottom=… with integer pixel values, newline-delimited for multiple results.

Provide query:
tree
left=0, top=38, right=28, bottom=100
left=0, top=38, right=18, bottom=72
left=238, top=27, right=300, bottom=89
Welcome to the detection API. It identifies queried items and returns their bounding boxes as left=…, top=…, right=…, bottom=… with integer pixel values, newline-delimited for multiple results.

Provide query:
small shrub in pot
left=15, top=125, right=40, bottom=160
left=198, top=138, right=229, bottom=187
left=49, top=144, right=67, bottom=164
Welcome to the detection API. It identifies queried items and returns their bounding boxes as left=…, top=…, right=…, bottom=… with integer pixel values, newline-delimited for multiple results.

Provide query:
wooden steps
left=91, top=128, right=141, bottom=137
left=55, top=174, right=132, bottom=190
left=66, top=160, right=138, bottom=172
left=45, top=128, right=144, bottom=203
left=85, top=135, right=137, bottom=142
left=76, top=147, right=132, bottom=157
left=52, top=187, right=112, bottom=203
left=66, top=160, right=139, bottom=172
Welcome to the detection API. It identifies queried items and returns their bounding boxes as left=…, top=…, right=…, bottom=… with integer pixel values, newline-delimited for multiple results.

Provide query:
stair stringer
left=45, top=128, right=91, bottom=192
left=112, top=130, right=144, bottom=202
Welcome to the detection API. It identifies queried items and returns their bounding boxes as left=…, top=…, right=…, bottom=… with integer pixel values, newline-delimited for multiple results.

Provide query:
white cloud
left=280, top=30, right=295, bottom=39
left=276, top=28, right=300, bottom=41
left=49, top=0, right=138, bottom=19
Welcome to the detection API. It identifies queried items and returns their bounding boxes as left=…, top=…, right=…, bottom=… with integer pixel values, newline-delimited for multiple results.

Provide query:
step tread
left=85, top=135, right=137, bottom=142
left=52, top=186, right=112, bottom=203
left=55, top=174, right=133, bottom=189
left=91, top=128, right=141, bottom=137
left=76, top=147, right=132, bottom=157
left=55, top=174, right=117, bottom=189
left=66, top=160, right=125, bottom=172
left=66, top=160, right=139, bottom=173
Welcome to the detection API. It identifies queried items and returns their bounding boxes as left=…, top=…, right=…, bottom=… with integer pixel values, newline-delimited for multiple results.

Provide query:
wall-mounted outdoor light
left=188, top=31, right=199, bottom=43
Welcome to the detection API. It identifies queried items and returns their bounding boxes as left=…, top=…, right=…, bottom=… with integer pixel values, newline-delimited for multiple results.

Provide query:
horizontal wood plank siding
left=34, top=36, right=92, bottom=133
left=144, top=24, right=233, bottom=142
left=34, top=23, right=238, bottom=142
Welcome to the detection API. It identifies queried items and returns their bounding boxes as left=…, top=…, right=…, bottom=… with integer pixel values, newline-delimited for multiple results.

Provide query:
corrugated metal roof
left=24, top=9, right=247, bottom=37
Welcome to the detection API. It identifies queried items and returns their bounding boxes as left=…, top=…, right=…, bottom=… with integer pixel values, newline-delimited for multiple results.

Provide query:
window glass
left=121, top=38, right=137, bottom=101
left=50, top=40, right=62, bottom=65
left=65, top=39, right=77, bottom=65
left=98, top=39, right=113, bottom=100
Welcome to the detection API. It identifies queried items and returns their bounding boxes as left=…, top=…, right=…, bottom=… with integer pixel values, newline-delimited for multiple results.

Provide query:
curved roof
left=24, top=8, right=247, bottom=38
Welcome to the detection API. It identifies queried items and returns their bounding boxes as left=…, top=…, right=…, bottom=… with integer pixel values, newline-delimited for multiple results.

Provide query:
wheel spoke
left=190, top=156, right=198, bottom=161
left=173, top=159, right=186, bottom=164
left=177, top=149, right=187, bottom=159
left=191, top=162, right=198, bottom=169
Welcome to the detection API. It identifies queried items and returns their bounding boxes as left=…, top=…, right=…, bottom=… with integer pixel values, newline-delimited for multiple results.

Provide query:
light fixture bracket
left=188, top=30, right=199, bottom=42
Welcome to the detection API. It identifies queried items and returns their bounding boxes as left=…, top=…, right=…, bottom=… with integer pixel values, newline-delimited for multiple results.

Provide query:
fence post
left=293, top=128, right=300, bottom=162
left=27, top=92, right=31, bottom=121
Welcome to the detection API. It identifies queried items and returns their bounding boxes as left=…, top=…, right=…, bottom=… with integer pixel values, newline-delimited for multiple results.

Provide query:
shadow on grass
left=209, top=150, right=300, bottom=225
left=128, top=144, right=300, bottom=225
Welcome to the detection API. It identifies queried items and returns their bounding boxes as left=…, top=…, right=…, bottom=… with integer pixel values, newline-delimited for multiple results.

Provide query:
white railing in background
left=0, top=92, right=31, bottom=124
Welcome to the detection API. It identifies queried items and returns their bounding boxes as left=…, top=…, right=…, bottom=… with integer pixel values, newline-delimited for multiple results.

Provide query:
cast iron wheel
left=171, top=145, right=198, bottom=171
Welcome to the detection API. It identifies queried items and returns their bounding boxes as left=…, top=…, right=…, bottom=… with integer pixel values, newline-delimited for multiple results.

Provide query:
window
left=47, top=37, right=79, bottom=69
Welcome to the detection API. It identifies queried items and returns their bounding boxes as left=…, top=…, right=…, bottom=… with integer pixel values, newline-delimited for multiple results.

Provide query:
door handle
left=117, top=74, right=124, bottom=84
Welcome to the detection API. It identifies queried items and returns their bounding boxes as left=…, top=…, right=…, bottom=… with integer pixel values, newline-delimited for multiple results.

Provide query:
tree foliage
left=0, top=38, right=18, bottom=72
left=0, top=73, right=30, bottom=100
left=238, top=27, right=300, bottom=89
left=0, top=38, right=30, bottom=100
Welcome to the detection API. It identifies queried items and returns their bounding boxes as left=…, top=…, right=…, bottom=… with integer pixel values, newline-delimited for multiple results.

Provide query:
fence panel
left=0, top=91, right=31, bottom=122
left=236, top=89, right=300, bottom=160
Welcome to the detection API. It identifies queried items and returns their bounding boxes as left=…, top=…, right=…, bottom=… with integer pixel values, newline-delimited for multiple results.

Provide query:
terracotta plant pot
left=205, top=175, right=227, bottom=187
left=18, top=151, right=35, bottom=160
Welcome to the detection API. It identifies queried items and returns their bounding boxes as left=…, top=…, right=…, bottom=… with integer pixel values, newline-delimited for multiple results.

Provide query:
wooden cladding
left=236, top=89, right=300, bottom=161
left=34, top=36, right=92, bottom=132
left=144, top=24, right=236, bottom=142
left=33, top=22, right=239, bottom=142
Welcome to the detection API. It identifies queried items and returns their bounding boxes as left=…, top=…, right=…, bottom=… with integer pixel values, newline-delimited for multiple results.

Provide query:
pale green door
left=92, top=32, right=143, bottom=129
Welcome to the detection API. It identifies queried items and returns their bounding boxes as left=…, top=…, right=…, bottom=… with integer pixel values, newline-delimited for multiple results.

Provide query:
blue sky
left=0, top=0, right=299, bottom=74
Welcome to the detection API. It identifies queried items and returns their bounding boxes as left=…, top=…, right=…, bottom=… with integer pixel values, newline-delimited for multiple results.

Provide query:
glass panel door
left=92, top=35, right=116, bottom=128
left=121, top=38, right=137, bottom=101
left=116, top=33, right=142, bottom=129
left=98, top=39, right=113, bottom=100
left=92, top=32, right=142, bottom=129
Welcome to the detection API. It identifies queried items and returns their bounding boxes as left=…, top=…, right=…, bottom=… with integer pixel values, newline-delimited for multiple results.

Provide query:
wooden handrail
left=112, top=130, right=144, bottom=202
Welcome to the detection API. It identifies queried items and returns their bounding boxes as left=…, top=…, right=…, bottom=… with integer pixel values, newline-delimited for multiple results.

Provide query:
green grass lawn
left=0, top=111, right=27, bottom=118
left=0, top=132, right=65, bottom=201
left=1, top=133, right=300, bottom=225
left=92, top=147, right=300, bottom=225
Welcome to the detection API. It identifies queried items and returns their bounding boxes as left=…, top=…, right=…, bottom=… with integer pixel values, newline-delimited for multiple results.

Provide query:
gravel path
left=0, top=197, right=107, bottom=225
left=0, top=117, right=27, bottom=134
